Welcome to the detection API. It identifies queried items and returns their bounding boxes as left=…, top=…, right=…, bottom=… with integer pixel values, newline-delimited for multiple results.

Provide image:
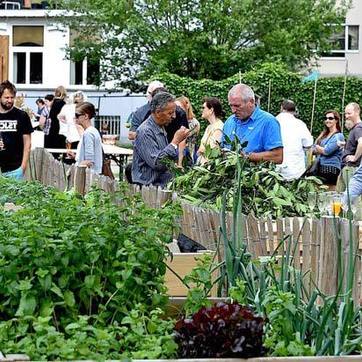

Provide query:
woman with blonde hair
left=58, top=91, right=86, bottom=151
left=175, top=96, right=200, bottom=166
left=46, top=85, right=67, bottom=150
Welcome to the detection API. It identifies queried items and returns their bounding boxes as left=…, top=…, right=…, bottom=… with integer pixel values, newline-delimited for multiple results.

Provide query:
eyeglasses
left=325, top=116, right=335, bottom=121
left=75, top=112, right=84, bottom=118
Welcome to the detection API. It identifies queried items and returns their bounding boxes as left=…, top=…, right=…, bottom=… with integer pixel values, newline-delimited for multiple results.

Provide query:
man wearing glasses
left=222, top=83, right=283, bottom=164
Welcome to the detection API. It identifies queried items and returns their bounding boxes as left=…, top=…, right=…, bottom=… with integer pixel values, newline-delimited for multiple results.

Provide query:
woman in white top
left=58, top=91, right=86, bottom=150
left=72, top=102, right=103, bottom=174
left=197, top=97, right=225, bottom=164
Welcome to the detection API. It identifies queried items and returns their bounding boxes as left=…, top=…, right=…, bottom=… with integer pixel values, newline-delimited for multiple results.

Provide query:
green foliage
left=182, top=253, right=214, bottom=316
left=169, top=146, right=322, bottom=217
left=0, top=178, right=178, bottom=360
left=262, top=287, right=314, bottom=356
left=155, top=62, right=362, bottom=138
left=208, top=153, right=362, bottom=356
left=54, top=0, right=348, bottom=83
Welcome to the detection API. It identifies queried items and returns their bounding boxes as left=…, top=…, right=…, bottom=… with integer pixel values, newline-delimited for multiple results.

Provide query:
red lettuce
left=174, top=302, right=265, bottom=358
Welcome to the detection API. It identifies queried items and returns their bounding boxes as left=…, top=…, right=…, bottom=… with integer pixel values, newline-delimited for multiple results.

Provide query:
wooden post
left=74, top=166, right=87, bottom=195
left=310, top=218, right=321, bottom=287
left=301, top=218, right=311, bottom=286
left=318, top=217, right=339, bottom=296
left=292, top=217, right=301, bottom=268
left=340, top=218, right=360, bottom=304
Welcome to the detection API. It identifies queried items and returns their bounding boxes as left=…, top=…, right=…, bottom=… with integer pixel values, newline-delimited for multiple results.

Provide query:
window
left=323, top=25, right=359, bottom=57
left=12, top=26, right=44, bottom=84
left=69, top=29, right=100, bottom=86
left=13, top=26, right=44, bottom=47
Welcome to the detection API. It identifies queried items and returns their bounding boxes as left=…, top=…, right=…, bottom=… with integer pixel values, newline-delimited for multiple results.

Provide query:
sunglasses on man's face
left=325, top=116, right=335, bottom=121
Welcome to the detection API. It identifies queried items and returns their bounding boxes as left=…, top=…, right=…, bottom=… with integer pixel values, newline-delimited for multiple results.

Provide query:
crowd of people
left=2, top=77, right=362, bottom=206
left=127, top=80, right=362, bottom=207
left=0, top=80, right=103, bottom=179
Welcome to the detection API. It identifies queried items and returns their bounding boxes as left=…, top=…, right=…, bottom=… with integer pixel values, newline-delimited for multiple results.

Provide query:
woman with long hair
left=312, top=110, right=345, bottom=185
left=197, top=97, right=224, bottom=164
left=175, top=96, right=200, bottom=166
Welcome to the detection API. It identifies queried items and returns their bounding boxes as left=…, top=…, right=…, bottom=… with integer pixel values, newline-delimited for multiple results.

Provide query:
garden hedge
left=156, top=63, right=362, bottom=137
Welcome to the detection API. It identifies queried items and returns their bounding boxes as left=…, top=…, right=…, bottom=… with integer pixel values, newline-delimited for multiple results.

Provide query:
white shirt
left=276, top=112, right=313, bottom=180
left=57, top=104, right=81, bottom=143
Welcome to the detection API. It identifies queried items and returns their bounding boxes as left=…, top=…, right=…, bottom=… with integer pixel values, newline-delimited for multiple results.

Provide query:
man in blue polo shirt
left=222, top=83, right=283, bottom=164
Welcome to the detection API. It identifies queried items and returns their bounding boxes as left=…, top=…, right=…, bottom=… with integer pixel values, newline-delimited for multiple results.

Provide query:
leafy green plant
left=181, top=253, right=215, bottom=316
left=170, top=146, right=322, bottom=218
left=183, top=149, right=362, bottom=356
left=0, top=177, right=178, bottom=359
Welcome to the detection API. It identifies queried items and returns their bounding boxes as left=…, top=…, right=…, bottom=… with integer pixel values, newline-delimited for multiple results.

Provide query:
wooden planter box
left=165, top=251, right=216, bottom=297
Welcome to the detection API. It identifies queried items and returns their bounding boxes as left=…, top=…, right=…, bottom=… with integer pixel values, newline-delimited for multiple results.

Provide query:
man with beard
left=0, top=81, right=33, bottom=180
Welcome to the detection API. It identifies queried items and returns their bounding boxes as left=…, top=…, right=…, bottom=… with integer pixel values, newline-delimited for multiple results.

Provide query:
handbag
left=102, top=156, right=115, bottom=179
left=304, top=133, right=338, bottom=177
left=304, top=156, right=320, bottom=176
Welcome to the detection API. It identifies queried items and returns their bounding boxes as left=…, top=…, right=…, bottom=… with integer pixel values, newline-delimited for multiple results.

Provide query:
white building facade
left=0, top=8, right=145, bottom=142
left=0, top=9, right=101, bottom=90
left=318, top=0, right=361, bottom=76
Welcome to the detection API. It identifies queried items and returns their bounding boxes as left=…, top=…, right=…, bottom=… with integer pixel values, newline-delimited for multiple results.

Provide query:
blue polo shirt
left=222, top=106, right=283, bottom=153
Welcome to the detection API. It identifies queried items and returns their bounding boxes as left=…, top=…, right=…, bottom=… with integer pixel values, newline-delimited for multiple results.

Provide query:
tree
left=55, top=0, right=350, bottom=86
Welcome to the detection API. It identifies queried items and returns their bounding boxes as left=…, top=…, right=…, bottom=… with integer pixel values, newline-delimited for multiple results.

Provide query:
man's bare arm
left=247, top=147, right=283, bottom=164
left=21, top=134, right=32, bottom=171
left=346, top=137, right=362, bottom=163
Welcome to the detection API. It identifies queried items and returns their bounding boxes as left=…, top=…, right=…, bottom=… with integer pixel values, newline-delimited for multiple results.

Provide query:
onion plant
left=199, top=151, right=362, bottom=356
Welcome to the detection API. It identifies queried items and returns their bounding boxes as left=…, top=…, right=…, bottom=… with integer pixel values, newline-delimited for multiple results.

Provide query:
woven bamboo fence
left=26, top=149, right=362, bottom=302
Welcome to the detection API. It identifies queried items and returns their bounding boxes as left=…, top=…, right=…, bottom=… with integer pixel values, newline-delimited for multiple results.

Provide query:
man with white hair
left=128, top=81, right=188, bottom=142
left=128, top=80, right=165, bottom=140
left=222, top=83, right=283, bottom=164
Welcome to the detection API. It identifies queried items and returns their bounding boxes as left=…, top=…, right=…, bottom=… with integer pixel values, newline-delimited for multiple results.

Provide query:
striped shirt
left=132, top=115, right=178, bottom=187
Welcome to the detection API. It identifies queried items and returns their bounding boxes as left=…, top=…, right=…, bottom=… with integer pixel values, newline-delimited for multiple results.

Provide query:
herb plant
left=0, top=178, right=178, bottom=360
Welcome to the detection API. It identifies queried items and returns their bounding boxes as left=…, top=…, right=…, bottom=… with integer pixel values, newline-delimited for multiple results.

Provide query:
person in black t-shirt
left=0, top=81, right=33, bottom=180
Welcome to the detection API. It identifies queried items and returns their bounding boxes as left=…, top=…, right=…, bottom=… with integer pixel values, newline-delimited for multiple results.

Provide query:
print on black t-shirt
left=0, top=107, right=33, bottom=172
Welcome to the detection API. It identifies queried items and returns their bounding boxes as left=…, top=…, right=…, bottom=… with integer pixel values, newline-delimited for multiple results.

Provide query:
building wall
left=0, top=10, right=74, bottom=89
left=0, top=10, right=147, bottom=142
left=318, top=0, right=362, bottom=76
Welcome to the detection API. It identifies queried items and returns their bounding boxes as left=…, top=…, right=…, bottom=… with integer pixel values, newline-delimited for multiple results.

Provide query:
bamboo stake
left=267, top=79, right=272, bottom=112
left=341, top=59, right=349, bottom=133
left=310, top=77, right=318, bottom=133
